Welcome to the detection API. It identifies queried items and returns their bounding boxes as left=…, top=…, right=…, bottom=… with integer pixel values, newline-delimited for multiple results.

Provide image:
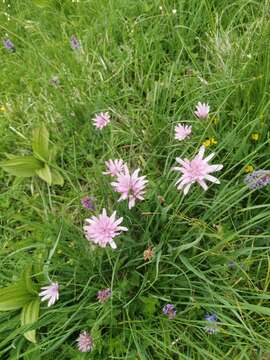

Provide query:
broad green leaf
left=0, top=282, right=35, bottom=311
left=0, top=156, right=44, bottom=177
left=36, top=164, right=52, bottom=185
left=32, top=124, right=49, bottom=161
left=21, top=298, right=40, bottom=343
left=48, top=146, right=58, bottom=162
left=51, top=168, right=64, bottom=186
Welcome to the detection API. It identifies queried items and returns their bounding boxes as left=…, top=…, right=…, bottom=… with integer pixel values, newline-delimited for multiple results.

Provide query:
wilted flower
left=173, top=146, right=223, bottom=195
left=39, top=282, right=59, bottom=307
left=174, top=124, right=192, bottom=141
left=76, top=331, right=93, bottom=352
left=50, top=75, right=60, bottom=87
left=163, top=304, right=176, bottom=319
left=111, top=165, right=148, bottom=209
left=70, top=35, right=81, bottom=50
left=84, top=208, right=128, bottom=249
left=244, top=170, right=270, bottom=190
left=228, top=260, right=237, bottom=269
left=81, top=196, right=95, bottom=210
left=103, top=159, right=125, bottom=177
left=3, top=38, right=15, bottom=52
left=194, top=102, right=210, bottom=119
left=204, top=313, right=219, bottom=334
left=97, top=288, right=111, bottom=303
left=92, top=112, right=110, bottom=129
left=143, top=246, right=154, bottom=261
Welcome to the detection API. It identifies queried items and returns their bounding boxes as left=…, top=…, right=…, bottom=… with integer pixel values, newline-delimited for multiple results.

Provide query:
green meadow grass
left=1, top=0, right=270, bottom=358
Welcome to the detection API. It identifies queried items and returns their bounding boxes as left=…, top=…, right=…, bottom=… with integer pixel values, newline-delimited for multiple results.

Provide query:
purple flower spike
left=3, top=38, right=15, bottom=52
left=70, top=35, right=81, bottom=50
left=97, top=288, right=111, bottom=303
left=81, top=196, right=95, bottom=210
left=76, top=331, right=93, bottom=352
left=163, top=304, right=176, bottom=319
left=244, top=170, right=270, bottom=190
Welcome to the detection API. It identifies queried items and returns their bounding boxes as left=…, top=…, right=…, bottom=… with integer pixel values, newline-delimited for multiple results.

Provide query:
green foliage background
left=1, top=0, right=270, bottom=359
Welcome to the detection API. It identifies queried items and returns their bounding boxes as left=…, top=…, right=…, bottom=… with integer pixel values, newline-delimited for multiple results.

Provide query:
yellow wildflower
left=251, top=132, right=259, bottom=141
left=202, top=138, right=217, bottom=147
left=0, top=105, right=6, bottom=112
left=202, top=139, right=211, bottom=147
left=209, top=137, right=217, bottom=145
left=244, top=165, right=254, bottom=173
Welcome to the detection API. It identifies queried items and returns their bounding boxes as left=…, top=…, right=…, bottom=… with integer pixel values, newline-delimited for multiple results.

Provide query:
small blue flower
left=204, top=313, right=219, bottom=334
left=3, top=38, right=15, bottom=52
left=205, top=313, right=218, bottom=322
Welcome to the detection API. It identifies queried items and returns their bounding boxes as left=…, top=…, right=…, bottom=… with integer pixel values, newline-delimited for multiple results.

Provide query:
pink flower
left=174, top=124, right=192, bottom=141
left=97, top=288, right=111, bottom=303
left=194, top=102, right=210, bottom=119
left=84, top=209, right=128, bottom=249
left=111, top=165, right=148, bottom=209
left=173, top=146, right=223, bottom=195
left=76, top=331, right=93, bottom=352
left=39, top=282, right=59, bottom=307
left=92, top=112, right=110, bottom=129
left=103, top=159, right=125, bottom=177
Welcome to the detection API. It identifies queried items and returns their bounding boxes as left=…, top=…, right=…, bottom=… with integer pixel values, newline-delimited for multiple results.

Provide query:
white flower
left=39, top=282, right=59, bottom=307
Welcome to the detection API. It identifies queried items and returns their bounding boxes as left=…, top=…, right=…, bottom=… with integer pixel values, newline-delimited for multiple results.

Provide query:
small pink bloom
left=111, top=165, right=148, bottom=209
left=173, top=146, right=223, bottom=195
left=84, top=209, right=128, bottom=249
left=103, top=159, right=125, bottom=177
left=76, top=331, right=93, bottom=352
left=92, top=112, right=110, bottom=129
left=194, top=102, right=210, bottom=119
left=39, top=282, right=59, bottom=307
left=97, top=288, right=112, bottom=303
left=174, top=124, right=192, bottom=141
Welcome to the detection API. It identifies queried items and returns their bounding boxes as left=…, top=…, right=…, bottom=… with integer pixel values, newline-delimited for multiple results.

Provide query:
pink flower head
left=76, top=331, right=93, bottom=352
left=173, top=146, right=223, bottom=195
left=84, top=209, right=128, bottom=249
left=97, top=288, right=112, bottom=303
left=174, top=124, right=192, bottom=141
left=103, top=159, right=125, bottom=177
left=92, top=112, right=110, bottom=129
left=194, top=102, right=210, bottom=119
left=111, top=165, right=148, bottom=209
left=39, top=282, right=59, bottom=307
